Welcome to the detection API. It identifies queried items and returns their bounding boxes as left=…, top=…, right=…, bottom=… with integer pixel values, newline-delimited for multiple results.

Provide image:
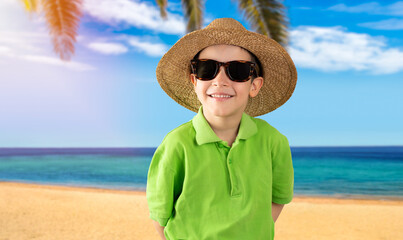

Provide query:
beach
left=0, top=182, right=402, bottom=240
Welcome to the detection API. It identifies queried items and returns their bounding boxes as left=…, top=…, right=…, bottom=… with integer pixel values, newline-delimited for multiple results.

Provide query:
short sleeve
left=271, top=134, right=294, bottom=204
left=146, top=138, right=184, bottom=227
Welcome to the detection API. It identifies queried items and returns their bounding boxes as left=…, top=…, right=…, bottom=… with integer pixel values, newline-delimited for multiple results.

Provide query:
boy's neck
left=202, top=109, right=243, bottom=147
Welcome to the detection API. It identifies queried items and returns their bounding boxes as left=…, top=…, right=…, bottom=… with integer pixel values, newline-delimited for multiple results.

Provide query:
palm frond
left=181, top=0, right=204, bottom=32
left=155, top=0, right=168, bottom=19
left=41, top=0, right=83, bottom=61
left=21, top=0, right=39, bottom=12
left=235, top=0, right=289, bottom=46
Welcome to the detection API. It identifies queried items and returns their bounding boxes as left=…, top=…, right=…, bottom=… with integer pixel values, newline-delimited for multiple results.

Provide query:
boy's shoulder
left=253, top=117, right=286, bottom=139
left=160, top=120, right=195, bottom=145
left=252, top=117, right=291, bottom=150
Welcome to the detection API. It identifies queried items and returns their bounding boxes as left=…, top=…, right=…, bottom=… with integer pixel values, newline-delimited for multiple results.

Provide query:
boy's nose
left=212, top=66, right=230, bottom=86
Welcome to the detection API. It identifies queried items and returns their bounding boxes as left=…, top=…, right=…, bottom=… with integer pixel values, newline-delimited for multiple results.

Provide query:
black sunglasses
left=190, top=59, right=257, bottom=82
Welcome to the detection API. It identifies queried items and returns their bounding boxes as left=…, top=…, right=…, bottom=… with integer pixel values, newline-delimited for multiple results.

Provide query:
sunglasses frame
left=190, top=59, right=256, bottom=82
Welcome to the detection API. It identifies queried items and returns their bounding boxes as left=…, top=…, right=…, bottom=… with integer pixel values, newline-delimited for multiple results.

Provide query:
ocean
left=0, top=147, right=402, bottom=200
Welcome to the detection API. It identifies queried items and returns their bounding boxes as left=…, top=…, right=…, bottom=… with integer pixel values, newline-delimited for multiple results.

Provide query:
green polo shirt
left=146, top=107, right=294, bottom=240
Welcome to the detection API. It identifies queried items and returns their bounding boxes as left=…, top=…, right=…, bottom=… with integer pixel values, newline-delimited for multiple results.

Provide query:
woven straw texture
left=156, top=18, right=297, bottom=117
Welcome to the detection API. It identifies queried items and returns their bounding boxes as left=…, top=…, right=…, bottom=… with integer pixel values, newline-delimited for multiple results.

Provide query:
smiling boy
left=190, top=44, right=263, bottom=145
left=147, top=18, right=297, bottom=240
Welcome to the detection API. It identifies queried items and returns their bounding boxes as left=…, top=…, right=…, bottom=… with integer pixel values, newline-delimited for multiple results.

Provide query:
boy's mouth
left=209, top=94, right=233, bottom=98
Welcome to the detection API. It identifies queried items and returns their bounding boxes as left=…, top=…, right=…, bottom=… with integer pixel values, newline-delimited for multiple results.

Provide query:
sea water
left=0, top=147, right=402, bottom=199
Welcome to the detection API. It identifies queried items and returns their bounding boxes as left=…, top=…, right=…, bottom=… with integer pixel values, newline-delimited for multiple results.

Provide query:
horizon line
left=1, top=145, right=403, bottom=149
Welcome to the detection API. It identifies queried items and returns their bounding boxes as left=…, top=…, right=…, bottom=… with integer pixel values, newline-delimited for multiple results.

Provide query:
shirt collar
left=192, top=106, right=257, bottom=145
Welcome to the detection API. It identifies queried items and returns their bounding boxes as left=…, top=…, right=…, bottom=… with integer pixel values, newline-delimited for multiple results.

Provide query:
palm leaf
left=181, top=0, right=204, bottom=32
left=21, top=0, right=39, bottom=12
left=235, top=0, right=289, bottom=46
left=41, top=0, right=83, bottom=61
left=156, top=0, right=203, bottom=32
left=155, top=0, right=168, bottom=19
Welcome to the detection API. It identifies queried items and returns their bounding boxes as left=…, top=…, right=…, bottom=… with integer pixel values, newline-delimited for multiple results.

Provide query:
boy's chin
left=204, top=107, right=245, bottom=119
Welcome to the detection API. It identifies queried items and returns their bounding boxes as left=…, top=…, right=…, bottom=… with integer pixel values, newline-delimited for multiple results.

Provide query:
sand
left=0, top=182, right=402, bottom=240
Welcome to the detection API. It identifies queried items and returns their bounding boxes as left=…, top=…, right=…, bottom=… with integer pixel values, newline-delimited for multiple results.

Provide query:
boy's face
left=190, top=44, right=263, bottom=119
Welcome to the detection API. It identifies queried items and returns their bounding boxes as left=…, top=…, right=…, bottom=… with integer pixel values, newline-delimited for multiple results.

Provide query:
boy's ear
left=190, top=74, right=197, bottom=86
left=249, top=77, right=264, bottom=97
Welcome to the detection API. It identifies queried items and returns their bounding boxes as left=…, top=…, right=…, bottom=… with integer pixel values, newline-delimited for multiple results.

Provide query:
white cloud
left=127, top=37, right=168, bottom=57
left=0, top=2, right=96, bottom=72
left=0, top=31, right=96, bottom=72
left=289, top=26, right=403, bottom=74
left=0, top=0, right=21, bottom=10
left=87, top=42, right=128, bottom=55
left=0, top=31, right=48, bottom=53
left=84, top=35, right=169, bottom=57
left=83, top=0, right=186, bottom=35
left=328, top=1, right=403, bottom=16
left=0, top=46, right=12, bottom=55
left=20, top=55, right=95, bottom=71
left=359, top=18, right=403, bottom=30
left=167, top=1, right=183, bottom=13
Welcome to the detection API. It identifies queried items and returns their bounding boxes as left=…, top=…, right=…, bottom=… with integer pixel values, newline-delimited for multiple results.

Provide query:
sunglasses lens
left=196, top=60, right=217, bottom=80
left=228, top=61, right=252, bottom=82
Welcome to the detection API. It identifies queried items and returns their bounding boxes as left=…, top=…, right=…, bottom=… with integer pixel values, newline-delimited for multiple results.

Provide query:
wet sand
left=0, top=182, right=402, bottom=240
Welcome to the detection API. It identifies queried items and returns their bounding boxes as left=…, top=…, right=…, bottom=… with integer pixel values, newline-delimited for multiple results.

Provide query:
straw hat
left=156, top=18, right=297, bottom=117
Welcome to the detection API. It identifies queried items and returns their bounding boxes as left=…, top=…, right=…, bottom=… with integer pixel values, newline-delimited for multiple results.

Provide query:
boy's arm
left=272, top=202, right=285, bottom=223
left=153, top=220, right=166, bottom=240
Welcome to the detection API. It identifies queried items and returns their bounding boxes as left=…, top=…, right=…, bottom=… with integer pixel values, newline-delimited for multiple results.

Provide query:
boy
left=147, top=18, right=297, bottom=240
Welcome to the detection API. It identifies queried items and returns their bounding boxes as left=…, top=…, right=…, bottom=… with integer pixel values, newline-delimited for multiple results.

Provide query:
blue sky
left=0, top=0, right=402, bottom=147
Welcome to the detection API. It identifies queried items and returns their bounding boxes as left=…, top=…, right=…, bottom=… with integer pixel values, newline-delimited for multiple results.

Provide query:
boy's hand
left=272, top=202, right=285, bottom=223
left=153, top=220, right=166, bottom=240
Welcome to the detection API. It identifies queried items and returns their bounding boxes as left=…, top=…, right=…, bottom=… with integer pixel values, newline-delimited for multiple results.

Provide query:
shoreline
left=1, top=181, right=402, bottom=203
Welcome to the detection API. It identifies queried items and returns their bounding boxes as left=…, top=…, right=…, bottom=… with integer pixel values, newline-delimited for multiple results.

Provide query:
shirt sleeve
left=271, top=134, right=294, bottom=204
left=146, top=137, right=184, bottom=227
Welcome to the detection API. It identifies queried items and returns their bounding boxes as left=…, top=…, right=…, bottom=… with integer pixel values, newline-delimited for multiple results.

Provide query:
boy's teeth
left=211, top=95, right=231, bottom=98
